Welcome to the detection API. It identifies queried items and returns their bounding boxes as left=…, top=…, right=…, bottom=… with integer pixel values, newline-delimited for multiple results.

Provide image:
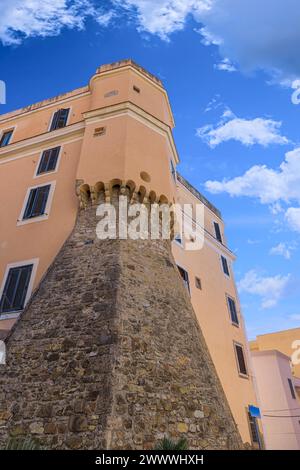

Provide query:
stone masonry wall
left=0, top=195, right=242, bottom=449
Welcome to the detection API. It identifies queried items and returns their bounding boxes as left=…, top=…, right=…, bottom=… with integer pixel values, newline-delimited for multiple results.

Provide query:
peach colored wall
left=250, top=328, right=300, bottom=379
left=172, top=181, right=258, bottom=445
left=176, top=180, right=227, bottom=240
left=77, top=114, right=176, bottom=201
left=0, top=94, right=89, bottom=144
left=89, top=67, right=173, bottom=128
left=0, top=139, right=81, bottom=327
left=0, top=60, right=258, bottom=446
left=251, top=350, right=300, bottom=450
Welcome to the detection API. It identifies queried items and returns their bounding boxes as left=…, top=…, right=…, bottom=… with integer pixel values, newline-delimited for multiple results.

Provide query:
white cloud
left=116, top=0, right=211, bottom=40
left=285, top=208, right=300, bottom=233
left=289, top=314, right=300, bottom=321
left=194, top=0, right=300, bottom=84
left=214, top=58, right=236, bottom=73
left=117, top=0, right=300, bottom=84
left=270, top=242, right=295, bottom=260
left=238, top=270, right=290, bottom=309
left=196, top=112, right=289, bottom=148
left=2, top=0, right=300, bottom=85
left=0, top=0, right=112, bottom=45
left=247, top=239, right=261, bottom=245
left=205, top=147, right=300, bottom=233
left=205, top=147, right=300, bottom=204
left=270, top=202, right=284, bottom=215
left=203, top=94, right=223, bottom=113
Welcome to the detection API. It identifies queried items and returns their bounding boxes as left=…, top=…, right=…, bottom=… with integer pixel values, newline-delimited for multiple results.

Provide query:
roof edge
left=177, top=173, right=222, bottom=219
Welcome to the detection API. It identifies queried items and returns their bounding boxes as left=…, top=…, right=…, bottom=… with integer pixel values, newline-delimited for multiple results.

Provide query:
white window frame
left=0, top=258, right=39, bottom=319
left=17, top=180, right=56, bottom=226
left=48, top=107, right=71, bottom=132
left=233, top=341, right=249, bottom=378
left=0, top=126, right=16, bottom=147
left=34, top=146, right=63, bottom=179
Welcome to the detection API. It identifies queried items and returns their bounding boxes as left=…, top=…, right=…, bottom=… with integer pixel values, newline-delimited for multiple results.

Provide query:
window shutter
left=0, top=265, right=33, bottom=313
left=228, top=297, right=239, bottom=325
left=235, top=344, right=247, bottom=375
left=23, top=185, right=51, bottom=219
left=38, top=150, right=51, bottom=174
left=13, top=266, right=32, bottom=311
left=24, top=188, right=37, bottom=219
left=0, top=130, right=13, bottom=147
left=32, top=185, right=50, bottom=217
left=48, top=147, right=60, bottom=171
left=50, top=110, right=60, bottom=131
left=58, top=108, right=69, bottom=128
left=288, top=378, right=296, bottom=399
left=50, top=109, right=69, bottom=131
left=214, top=222, right=222, bottom=243
left=177, top=266, right=190, bottom=294
left=37, top=147, right=60, bottom=174
left=221, top=256, right=230, bottom=276
left=248, top=412, right=260, bottom=444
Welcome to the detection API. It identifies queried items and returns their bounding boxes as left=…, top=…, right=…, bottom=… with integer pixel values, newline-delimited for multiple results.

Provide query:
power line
left=262, top=407, right=300, bottom=412
left=263, top=414, right=300, bottom=418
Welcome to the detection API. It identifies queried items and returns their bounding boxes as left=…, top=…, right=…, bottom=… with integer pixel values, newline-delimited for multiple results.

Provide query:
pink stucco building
left=251, top=349, right=300, bottom=450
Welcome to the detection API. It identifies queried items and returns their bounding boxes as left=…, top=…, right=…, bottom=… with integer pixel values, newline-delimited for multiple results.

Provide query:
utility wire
left=262, top=407, right=300, bottom=412
left=263, top=414, right=300, bottom=418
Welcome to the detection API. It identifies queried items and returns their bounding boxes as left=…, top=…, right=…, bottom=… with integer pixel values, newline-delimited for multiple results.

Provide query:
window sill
left=34, top=169, right=58, bottom=179
left=17, top=214, right=49, bottom=226
left=0, top=311, right=21, bottom=320
left=238, top=372, right=249, bottom=380
left=231, top=321, right=240, bottom=328
left=173, top=240, right=184, bottom=249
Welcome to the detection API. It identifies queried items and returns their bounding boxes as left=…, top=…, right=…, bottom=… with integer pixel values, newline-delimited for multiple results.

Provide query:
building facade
left=251, top=350, right=300, bottom=449
left=250, top=328, right=300, bottom=449
left=0, top=60, right=258, bottom=447
left=250, top=328, right=300, bottom=380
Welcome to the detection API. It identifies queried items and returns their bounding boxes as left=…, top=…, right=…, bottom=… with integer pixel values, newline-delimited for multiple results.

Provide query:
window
left=0, top=130, right=13, bottom=147
left=0, top=265, right=33, bottom=313
left=227, top=296, right=239, bottom=325
left=104, top=90, right=118, bottom=98
left=174, top=233, right=182, bottom=245
left=177, top=266, right=190, bottom=293
left=133, top=85, right=140, bottom=93
left=234, top=343, right=248, bottom=376
left=214, top=222, right=222, bottom=243
left=94, top=127, right=106, bottom=137
left=170, top=159, right=177, bottom=183
left=195, top=277, right=202, bottom=290
left=37, top=147, right=60, bottom=175
left=288, top=378, right=296, bottom=399
left=23, top=185, right=51, bottom=219
left=247, top=412, right=260, bottom=445
left=50, top=108, right=69, bottom=131
left=221, top=255, right=230, bottom=277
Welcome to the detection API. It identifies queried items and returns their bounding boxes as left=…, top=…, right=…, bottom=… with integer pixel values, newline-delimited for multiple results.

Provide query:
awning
left=249, top=405, right=261, bottom=419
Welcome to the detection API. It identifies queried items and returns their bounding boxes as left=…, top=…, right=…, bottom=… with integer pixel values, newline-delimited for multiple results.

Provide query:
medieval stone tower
left=0, top=60, right=242, bottom=449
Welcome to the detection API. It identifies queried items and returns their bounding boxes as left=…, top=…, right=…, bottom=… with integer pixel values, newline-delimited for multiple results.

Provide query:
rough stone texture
left=0, top=194, right=242, bottom=450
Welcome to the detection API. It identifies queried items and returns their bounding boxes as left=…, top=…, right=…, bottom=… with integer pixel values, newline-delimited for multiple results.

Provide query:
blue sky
left=0, top=0, right=300, bottom=339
